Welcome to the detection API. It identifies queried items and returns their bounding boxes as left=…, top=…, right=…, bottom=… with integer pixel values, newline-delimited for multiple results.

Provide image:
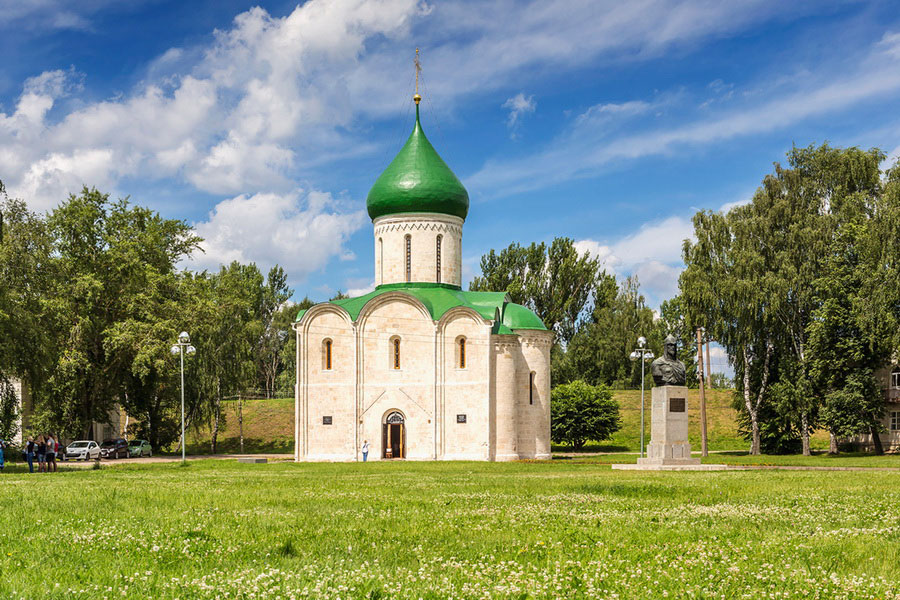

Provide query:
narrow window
left=892, top=368, right=900, bottom=389
left=892, top=411, right=900, bottom=431
left=405, top=234, right=411, bottom=282
left=436, top=235, right=442, bottom=283
left=393, top=338, right=401, bottom=370
left=378, top=237, right=383, bottom=284
left=323, top=339, right=332, bottom=370
left=529, top=371, right=535, bottom=405
left=458, top=337, right=466, bottom=369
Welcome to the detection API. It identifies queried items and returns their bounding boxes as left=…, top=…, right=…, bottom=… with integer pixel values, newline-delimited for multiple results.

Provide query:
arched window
left=436, top=235, right=442, bottom=283
left=405, top=234, right=412, bottom=282
left=457, top=336, right=466, bottom=369
left=323, top=339, right=333, bottom=370
left=529, top=371, right=536, bottom=405
left=892, top=367, right=900, bottom=389
left=391, top=337, right=401, bottom=370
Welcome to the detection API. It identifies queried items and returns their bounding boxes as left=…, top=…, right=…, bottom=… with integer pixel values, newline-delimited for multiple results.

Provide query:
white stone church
left=292, top=99, right=553, bottom=461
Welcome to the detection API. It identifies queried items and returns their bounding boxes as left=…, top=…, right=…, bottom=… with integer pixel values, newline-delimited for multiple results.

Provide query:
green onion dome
left=366, top=105, right=469, bottom=221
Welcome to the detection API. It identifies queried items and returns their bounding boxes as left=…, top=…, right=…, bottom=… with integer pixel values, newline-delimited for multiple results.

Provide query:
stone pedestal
left=637, top=385, right=700, bottom=466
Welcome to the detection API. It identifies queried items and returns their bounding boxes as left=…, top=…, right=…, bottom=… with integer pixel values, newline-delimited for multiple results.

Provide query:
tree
left=554, top=276, right=656, bottom=388
left=0, top=376, right=20, bottom=441
left=681, top=203, right=778, bottom=455
left=41, top=188, right=200, bottom=439
left=550, top=380, right=621, bottom=451
left=471, top=237, right=613, bottom=344
left=255, top=266, right=293, bottom=398
left=0, top=188, right=52, bottom=396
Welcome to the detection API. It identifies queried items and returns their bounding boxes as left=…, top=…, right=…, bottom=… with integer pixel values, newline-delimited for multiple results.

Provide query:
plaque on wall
left=456, top=414, right=467, bottom=423
left=669, top=398, right=685, bottom=413
left=322, top=416, right=333, bottom=425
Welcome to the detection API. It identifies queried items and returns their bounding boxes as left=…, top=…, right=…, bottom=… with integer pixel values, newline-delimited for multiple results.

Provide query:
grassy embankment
left=183, top=388, right=833, bottom=455
left=1, top=460, right=899, bottom=598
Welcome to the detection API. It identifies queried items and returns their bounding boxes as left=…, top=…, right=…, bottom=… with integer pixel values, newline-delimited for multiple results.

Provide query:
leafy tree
left=275, top=297, right=315, bottom=394
left=550, top=380, right=621, bottom=451
left=0, top=375, right=20, bottom=441
left=0, top=187, right=52, bottom=394
left=554, top=276, right=656, bottom=388
left=470, top=237, right=613, bottom=344
left=255, top=266, right=293, bottom=398
left=41, top=188, right=200, bottom=439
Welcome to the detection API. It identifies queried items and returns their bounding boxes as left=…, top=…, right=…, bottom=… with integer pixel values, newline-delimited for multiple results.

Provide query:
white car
left=66, top=440, right=101, bottom=461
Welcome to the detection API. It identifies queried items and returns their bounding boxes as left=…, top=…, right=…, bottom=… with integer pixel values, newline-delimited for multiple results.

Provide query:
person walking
left=46, top=434, right=57, bottom=473
left=36, top=435, right=46, bottom=473
left=0, top=439, right=5, bottom=471
left=361, top=439, right=370, bottom=462
left=25, top=437, right=35, bottom=473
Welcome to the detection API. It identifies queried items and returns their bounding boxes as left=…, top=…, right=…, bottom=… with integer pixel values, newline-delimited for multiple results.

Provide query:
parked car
left=128, top=439, right=152, bottom=458
left=66, top=440, right=101, bottom=461
left=100, top=438, right=128, bottom=459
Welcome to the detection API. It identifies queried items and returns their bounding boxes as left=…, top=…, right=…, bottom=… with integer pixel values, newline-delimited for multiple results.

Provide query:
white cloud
left=502, top=93, right=536, bottom=137
left=576, top=215, right=694, bottom=306
left=0, top=0, right=423, bottom=208
left=469, top=30, right=900, bottom=195
left=347, top=281, right=377, bottom=296
left=189, top=190, right=367, bottom=282
left=1, top=0, right=815, bottom=211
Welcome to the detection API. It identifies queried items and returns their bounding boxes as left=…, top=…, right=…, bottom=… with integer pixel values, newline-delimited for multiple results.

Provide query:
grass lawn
left=1, top=460, right=898, bottom=599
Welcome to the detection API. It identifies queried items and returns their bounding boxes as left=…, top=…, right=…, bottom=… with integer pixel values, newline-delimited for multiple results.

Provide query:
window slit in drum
left=529, top=371, right=535, bottom=405
left=405, top=234, right=411, bottom=282
left=436, top=235, right=442, bottom=283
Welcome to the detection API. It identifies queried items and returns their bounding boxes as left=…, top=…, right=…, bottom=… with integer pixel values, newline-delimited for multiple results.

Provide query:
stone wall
left=373, top=214, right=463, bottom=287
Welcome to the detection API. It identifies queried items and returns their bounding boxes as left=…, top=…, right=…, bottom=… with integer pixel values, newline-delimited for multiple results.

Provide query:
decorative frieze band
left=374, top=220, right=463, bottom=236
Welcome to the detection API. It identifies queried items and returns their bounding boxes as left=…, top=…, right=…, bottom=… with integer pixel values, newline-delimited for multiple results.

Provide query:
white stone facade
left=294, top=296, right=552, bottom=461
left=294, top=208, right=552, bottom=461
left=373, top=213, right=463, bottom=287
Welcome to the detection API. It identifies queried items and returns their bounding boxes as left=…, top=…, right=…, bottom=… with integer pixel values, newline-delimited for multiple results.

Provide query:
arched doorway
left=383, top=411, right=405, bottom=459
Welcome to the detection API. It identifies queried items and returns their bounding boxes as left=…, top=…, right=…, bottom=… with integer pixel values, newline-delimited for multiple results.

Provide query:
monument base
left=637, top=385, right=700, bottom=466
left=613, top=463, right=736, bottom=471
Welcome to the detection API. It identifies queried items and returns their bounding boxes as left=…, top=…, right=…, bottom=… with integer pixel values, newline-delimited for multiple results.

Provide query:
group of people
left=23, top=434, right=60, bottom=473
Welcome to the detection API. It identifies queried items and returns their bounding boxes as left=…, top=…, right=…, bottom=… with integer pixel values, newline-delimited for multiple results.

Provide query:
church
left=292, top=94, right=553, bottom=461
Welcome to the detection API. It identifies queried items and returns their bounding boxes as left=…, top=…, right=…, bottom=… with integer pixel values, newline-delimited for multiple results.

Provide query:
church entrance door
left=383, top=411, right=405, bottom=459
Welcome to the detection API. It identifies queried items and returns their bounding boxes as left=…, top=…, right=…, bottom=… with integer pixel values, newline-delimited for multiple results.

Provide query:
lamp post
left=170, top=331, right=196, bottom=463
left=630, top=336, right=655, bottom=459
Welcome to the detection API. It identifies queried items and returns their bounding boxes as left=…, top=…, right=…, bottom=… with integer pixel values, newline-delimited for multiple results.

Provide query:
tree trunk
left=800, top=410, right=811, bottom=456
left=829, top=431, right=838, bottom=454
left=211, top=378, right=221, bottom=454
left=742, top=347, right=760, bottom=455
left=870, top=425, right=884, bottom=455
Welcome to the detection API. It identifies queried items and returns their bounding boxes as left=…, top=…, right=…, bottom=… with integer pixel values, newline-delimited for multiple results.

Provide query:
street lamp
left=629, top=336, right=655, bottom=459
left=170, top=331, right=196, bottom=463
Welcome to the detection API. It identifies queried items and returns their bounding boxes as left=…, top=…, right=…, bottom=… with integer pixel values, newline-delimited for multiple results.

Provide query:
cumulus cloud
left=0, top=0, right=423, bottom=208
left=189, top=190, right=367, bottom=281
left=576, top=215, right=694, bottom=306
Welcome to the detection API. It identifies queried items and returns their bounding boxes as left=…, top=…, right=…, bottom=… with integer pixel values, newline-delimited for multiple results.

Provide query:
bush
left=551, top=380, right=621, bottom=451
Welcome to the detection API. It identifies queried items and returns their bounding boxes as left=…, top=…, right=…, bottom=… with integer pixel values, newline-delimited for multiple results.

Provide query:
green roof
left=366, top=105, right=469, bottom=221
left=295, top=283, right=547, bottom=333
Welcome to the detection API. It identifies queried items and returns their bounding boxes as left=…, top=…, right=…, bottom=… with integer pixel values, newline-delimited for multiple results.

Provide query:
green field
left=1, top=460, right=899, bottom=599
left=183, top=388, right=834, bottom=455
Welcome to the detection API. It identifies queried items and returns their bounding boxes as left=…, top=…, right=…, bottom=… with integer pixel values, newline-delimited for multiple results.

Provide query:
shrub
left=551, top=380, right=621, bottom=451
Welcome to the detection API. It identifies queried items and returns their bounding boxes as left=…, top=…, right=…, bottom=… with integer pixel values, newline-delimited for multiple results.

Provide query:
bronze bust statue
left=651, top=334, right=686, bottom=386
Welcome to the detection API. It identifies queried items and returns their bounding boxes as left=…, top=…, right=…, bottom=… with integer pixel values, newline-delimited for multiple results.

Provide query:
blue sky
left=2, top=0, right=900, bottom=343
